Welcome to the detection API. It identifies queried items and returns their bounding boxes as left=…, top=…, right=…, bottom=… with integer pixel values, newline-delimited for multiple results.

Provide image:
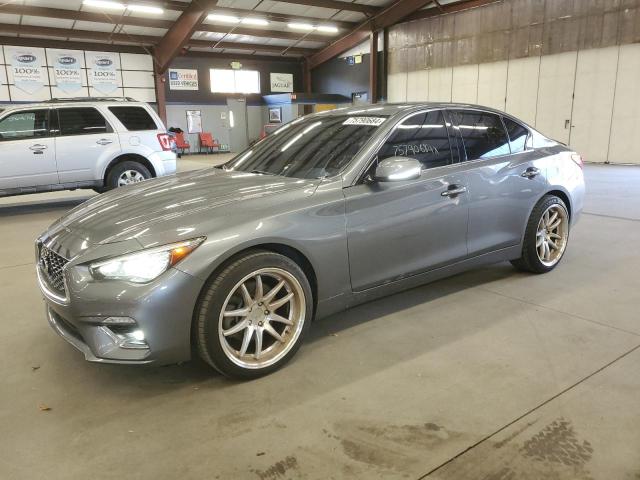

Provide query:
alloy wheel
left=218, top=268, right=306, bottom=369
left=536, top=204, right=569, bottom=267
left=118, top=170, right=146, bottom=186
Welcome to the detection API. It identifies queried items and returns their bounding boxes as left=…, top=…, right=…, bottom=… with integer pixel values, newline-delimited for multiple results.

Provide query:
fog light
left=106, top=326, right=149, bottom=349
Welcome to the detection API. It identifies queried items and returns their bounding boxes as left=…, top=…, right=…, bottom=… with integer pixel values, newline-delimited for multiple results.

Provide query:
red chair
left=198, top=132, right=219, bottom=153
left=175, top=132, right=190, bottom=154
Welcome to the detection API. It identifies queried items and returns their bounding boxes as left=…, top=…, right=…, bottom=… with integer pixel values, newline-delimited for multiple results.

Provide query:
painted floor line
left=416, top=342, right=640, bottom=479
left=582, top=211, right=640, bottom=222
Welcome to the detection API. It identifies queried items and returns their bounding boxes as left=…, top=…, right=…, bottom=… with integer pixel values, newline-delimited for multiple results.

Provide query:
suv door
left=0, top=108, right=57, bottom=191
left=53, top=107, right=120, bottom=183
left=449, top=109, right=547, bottom=256
left=344, top=109, right=470, bottom=291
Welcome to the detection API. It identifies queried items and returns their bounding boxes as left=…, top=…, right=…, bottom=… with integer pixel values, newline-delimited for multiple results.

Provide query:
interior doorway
left=227, top=98, right=249, bottom=153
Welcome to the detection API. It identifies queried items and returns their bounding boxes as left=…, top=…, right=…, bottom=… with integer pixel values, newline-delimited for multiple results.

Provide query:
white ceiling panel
left=216, top=0, right=262, bottom=9
left=120, top=26, right=167, bottom=36
left=73, top=21, right=116, bottom=32
left=295, top=40, right=326, bottom=48
left=0, top=13, right=20, bottom=24
left=20, top=16, right=75, bottom=29
left=29, top=0, right=83, bottom=8
left=331, top=10, right=367, bottom=22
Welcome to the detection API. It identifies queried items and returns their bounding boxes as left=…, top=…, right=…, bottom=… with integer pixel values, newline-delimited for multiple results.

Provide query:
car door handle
left=29, top=144, right=47, bottom=151
left=441, top=185, right=467, bottom=197
left=96, top=138, right=113, bottom=145
left=521, top=167, right=540, bottom=178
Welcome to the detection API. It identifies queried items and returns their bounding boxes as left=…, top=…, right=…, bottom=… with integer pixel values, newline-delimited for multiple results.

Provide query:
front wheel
left=194, top=251, right=313, bottom=379
left=511, top=195, right=570, bottom=273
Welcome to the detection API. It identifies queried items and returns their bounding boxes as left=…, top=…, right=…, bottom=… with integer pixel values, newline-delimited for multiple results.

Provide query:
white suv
left=0, top=98, right=176, bottom=197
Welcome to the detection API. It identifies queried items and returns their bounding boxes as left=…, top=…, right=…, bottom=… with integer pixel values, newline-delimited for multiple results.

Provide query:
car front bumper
left=39, top=264, right=205, bottom=366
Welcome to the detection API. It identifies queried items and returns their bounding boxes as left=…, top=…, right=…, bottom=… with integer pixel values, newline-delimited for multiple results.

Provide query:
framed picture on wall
left=268, top=107, right=282, bottom=123
left=186, top=110, right=202, bottom=133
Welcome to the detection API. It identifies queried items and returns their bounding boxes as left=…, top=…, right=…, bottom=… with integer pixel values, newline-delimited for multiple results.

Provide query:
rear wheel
left=511, top=195, right=570, bottom=273
left=195, top=251, right=312, bottom=379
left=105, top=161, right=151, bottom=190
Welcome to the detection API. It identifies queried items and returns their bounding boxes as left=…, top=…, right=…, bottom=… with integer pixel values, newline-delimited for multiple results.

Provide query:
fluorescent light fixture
left=82, top=0, right=126, bottom=10
left=241, top=18, right=269, bottom=26
left=127, top=4, right=163, bottom=14
left=288, top=22, right=314, bottom=31
left=208, top=13, right=240, bottom=23
left=317, top=25, right=338, bottom=33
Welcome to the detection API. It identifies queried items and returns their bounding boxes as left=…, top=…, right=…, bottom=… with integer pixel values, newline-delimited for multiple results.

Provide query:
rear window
left=108, top=106, right=158, bottom=131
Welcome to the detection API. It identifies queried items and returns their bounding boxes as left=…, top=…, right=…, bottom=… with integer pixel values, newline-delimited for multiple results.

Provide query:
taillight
left=157, top=133, right=171, bottom=151
left=571, top=153, right=584, bottom=169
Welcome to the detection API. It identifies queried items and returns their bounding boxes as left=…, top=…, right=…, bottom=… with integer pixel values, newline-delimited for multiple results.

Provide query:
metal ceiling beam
left=0, top=23, right=314, bottom=56
left=307, top=0, right=434, bottom=69
left=270, top=0, right=380, bottom=15
left=0, top=4, right=343, bottom=42
left=405, top=0, right=501, bottom=21
left=154, top=0, right=212, bottom=74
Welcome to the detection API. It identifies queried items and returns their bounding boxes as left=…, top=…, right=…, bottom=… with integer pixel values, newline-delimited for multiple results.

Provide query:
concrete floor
left=1, top=160, right=639, bottom=480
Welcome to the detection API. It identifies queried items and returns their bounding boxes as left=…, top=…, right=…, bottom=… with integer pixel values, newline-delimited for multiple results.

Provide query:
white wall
left=390, top=44, right=640, bottom=164
left=0, top=46, right=155, bottom=104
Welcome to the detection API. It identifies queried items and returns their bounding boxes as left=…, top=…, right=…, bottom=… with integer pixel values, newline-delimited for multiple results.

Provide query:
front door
left=227, top=98, right=249, bottom=153
left=53, top=107, right=120, bottom=183
left=0, top=108, right=57, bottom=190
left=344, top=109, right=469, bottom=292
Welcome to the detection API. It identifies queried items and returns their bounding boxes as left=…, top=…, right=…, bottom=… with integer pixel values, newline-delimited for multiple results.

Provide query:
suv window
left=503, top=117, right=529, bottom=153
left=452, top=110, right=510, bottom=160
left=377, top=110, right=453, bottom=169
left=58, top=108, right=109, bottom=136
left=108, top=106, right=158, bottom=131
left=0, top=109, right=48, bottom=141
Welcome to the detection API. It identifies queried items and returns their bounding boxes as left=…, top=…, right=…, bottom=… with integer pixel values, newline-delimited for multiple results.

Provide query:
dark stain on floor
left=434, top=417, right=595, bottom=480
left=252, top=456, right=299, bottom=480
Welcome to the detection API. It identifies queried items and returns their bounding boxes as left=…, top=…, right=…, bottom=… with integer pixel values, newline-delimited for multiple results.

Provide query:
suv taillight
left=157, top=133, right=171, bottom=151
left=571, top=153, right=584, bottom=169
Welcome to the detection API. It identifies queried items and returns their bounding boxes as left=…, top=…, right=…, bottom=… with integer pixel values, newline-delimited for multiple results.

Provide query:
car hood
left=49, top=168, right=320, bottom=246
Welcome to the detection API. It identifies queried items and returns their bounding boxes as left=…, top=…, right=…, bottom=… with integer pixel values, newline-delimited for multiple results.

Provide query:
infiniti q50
left=36, top=103, right=585, bottom=379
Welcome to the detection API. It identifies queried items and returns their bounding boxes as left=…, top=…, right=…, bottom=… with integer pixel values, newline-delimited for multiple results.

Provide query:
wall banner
left=87, top=52, right=119, bottom=95
left=50, top=50, right=83, bottom=94
left=168, top=69, right=199, bottom=90
left=270, top=72, right=294, bottom=93
left=7, top=47, right=47, bottom=94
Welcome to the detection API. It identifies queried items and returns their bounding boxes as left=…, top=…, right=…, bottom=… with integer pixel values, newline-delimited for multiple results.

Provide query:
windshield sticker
left=343, top=117, right=386, bottom=126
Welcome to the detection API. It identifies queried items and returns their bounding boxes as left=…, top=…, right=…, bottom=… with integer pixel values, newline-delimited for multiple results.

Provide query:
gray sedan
left=37, top=103, right=585, bottom=379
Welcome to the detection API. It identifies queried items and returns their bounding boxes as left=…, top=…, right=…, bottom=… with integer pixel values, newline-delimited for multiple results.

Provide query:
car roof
left=316, top=102, right=509, bottom=117
left=0, top=99, right=149, bottom=112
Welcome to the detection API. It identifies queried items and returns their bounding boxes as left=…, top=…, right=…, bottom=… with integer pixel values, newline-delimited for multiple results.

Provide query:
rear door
left=0, top=108, right=57, bottom=189
left=344, top=109, right=470, bottom=291
left=450, top=109, right=547, bottom=256
left=54, top=107, right=120, bottom=183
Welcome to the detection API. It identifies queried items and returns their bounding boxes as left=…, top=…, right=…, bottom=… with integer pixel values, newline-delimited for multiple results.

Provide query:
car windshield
left=226, top=114, right=389, bottom=179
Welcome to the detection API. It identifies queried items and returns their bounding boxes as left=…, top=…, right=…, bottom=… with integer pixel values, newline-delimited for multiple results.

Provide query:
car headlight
left=89, top=237, right=205, bottom=283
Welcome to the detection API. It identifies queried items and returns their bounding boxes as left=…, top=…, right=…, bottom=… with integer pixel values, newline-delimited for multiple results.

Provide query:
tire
left=105, top=160, right=151, bottom=190
left=511, top=194, right=570, bottom=274
left=194, top=250, right=313, bottom=379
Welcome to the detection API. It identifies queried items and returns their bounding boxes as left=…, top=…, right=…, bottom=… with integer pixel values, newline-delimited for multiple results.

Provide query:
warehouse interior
left=1, top=0, right=639, bottom=479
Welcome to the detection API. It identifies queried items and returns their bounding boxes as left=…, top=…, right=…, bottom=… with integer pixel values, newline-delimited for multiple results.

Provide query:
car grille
left=38, top=245, right=68, bottom=296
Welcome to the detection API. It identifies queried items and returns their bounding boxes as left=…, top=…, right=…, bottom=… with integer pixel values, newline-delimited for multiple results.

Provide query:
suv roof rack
left=44, top=97, right=138, bottom=103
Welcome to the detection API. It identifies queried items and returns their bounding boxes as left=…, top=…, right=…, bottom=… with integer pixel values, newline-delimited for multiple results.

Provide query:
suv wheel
left=105, top=161, right=151, bottom=190
left=195, top=251, right=313, bottom=379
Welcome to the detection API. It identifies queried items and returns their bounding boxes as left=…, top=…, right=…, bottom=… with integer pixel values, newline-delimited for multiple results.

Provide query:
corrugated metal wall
left=387, top=0, right=640, bottom=164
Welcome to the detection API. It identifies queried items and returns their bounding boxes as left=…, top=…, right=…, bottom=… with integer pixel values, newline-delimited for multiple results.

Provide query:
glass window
left=226, top=115, right=387, bottom=179
left=377, top=110, right=453, bottom=169
left=503, top=117, right=529, bottom=153
left=108, top=106, right=158, bottom=131
left=0, top=110, right=48, bottom=141
left=452, top=110, right=510, bottom=160
left=210, top=69, right=260, bottom=94
left=58, top=108, right=108, bottom=136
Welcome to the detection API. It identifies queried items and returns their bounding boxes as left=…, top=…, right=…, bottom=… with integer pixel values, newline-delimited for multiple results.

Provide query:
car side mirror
left=374, top=157, right=422, bottom=182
